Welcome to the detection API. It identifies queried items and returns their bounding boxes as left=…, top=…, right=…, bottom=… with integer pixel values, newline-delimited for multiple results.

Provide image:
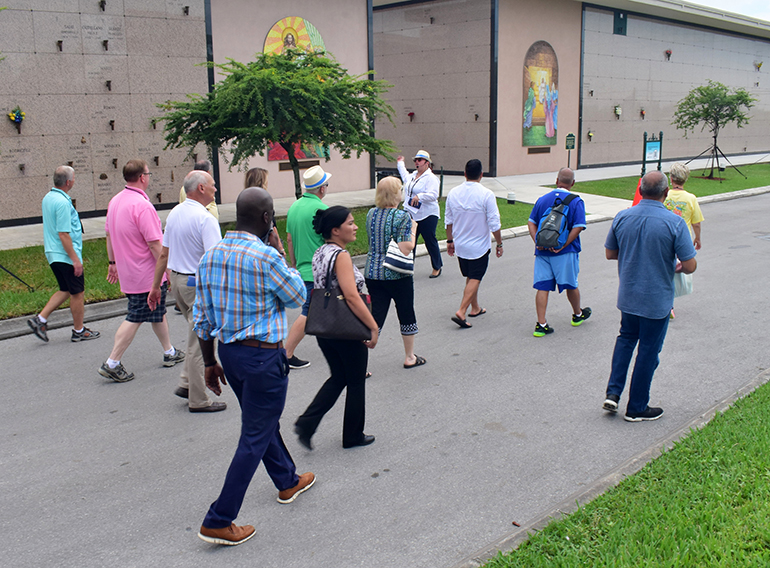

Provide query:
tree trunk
left=281, top=141, right=302, bottom=200
left=708, top=130, right=719, bottom=179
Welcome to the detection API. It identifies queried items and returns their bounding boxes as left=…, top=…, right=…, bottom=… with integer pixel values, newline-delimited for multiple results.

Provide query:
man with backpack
left=527, top=168, right=591, bottom=337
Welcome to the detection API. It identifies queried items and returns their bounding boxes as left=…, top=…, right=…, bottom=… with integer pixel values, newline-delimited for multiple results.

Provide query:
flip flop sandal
left=404, top=356, right=427, bottom=369
left=468, top=308, right=486, bottom=318
left=451, top=316, right=472, bottom=329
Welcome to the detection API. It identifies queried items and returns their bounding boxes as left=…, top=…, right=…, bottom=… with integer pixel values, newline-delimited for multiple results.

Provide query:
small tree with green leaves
left=672, top=80, right=756, bottom=178
left=157, top=49, right=396, bottom=198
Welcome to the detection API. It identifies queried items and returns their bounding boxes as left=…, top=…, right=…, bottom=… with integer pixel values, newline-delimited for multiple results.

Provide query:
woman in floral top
left=294, top=206, right=379, bottom=451
left=365, top=177, right=426, bottom=369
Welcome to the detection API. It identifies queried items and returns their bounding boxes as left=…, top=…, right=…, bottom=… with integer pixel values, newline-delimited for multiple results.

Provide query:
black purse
left=305, top=249, right=372, bottom=341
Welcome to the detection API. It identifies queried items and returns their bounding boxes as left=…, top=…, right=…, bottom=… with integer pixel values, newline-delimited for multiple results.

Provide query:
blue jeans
left=202, top=343, right=298, bottom=529
left=606, top=312, right=670, bottom=415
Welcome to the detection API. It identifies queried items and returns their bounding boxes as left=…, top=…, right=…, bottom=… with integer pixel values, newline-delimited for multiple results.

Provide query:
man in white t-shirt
left=445, top=159, right=503, bottom=329
left=149, top=170, right=224, bottom=412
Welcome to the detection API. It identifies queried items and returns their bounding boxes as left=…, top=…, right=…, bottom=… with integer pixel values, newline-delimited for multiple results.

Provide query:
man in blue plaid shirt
left=193, top=187, right=315, bottom=546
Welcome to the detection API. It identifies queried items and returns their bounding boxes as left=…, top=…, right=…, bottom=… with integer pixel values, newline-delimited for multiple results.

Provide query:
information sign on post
left=641, top=131, right=664, bottom=176
left=565, top=133, right=576, bottom=168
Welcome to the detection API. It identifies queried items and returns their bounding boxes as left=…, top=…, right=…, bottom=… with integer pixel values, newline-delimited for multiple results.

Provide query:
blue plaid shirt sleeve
left=193, top=231, right=306, bottom=344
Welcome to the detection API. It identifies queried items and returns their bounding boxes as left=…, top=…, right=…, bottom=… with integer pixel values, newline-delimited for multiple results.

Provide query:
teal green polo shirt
left=286, top=193, right=328, bottom=281
left=42, top=187, right=82, bottom=265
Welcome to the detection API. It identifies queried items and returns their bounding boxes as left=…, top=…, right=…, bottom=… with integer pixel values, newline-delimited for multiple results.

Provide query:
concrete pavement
left=3, top=191, right=770, bottom=567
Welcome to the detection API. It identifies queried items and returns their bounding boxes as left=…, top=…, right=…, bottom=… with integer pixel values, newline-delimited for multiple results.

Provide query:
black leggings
left=365, top=277, right=418, bottom=335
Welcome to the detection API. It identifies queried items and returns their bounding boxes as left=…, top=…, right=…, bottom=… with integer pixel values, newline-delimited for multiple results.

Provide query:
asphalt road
left=2, top=193, right=769, bottom=568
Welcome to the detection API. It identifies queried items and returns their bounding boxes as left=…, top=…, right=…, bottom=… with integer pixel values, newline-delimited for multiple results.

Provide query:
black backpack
left=535, top=193, right=577, bottom=249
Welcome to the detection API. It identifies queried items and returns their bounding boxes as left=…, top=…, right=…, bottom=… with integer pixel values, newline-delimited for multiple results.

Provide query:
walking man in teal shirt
left=283, top=165, right=331, bottom=369
left=27, top=166, right=100, bottom=343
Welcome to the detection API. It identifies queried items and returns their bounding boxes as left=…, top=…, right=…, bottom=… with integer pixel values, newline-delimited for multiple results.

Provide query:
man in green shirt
left=27, top=166, right=100, bottom=343
left=284, top=166, right=331, bottom=369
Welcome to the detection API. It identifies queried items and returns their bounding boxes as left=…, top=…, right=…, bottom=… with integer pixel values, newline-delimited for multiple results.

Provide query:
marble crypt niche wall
left=0, top=1, right=209, bottom=224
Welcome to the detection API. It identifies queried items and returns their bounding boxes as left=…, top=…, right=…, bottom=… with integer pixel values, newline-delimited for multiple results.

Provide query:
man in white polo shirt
left=148, top=170, right=225, bottom=412
left=445, top=159, right=503, bottom=329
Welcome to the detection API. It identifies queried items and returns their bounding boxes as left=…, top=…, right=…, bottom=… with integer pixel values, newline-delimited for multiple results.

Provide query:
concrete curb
left=696, top=185, right=770, bottom=204
left=449, top=367, right=770, bottom=568
left=0, top=297, right=133, bottom=341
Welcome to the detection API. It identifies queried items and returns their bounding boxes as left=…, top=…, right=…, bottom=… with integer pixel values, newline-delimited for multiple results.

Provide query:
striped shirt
left=193, top=231, right=306, bottom=344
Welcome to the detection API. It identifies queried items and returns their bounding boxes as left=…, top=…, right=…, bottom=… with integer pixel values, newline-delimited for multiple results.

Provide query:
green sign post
left=565, top=133, right=576, bottom=168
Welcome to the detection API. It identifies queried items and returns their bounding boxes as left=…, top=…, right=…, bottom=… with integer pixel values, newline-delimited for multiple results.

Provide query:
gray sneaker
left=163, top=348, right=185, bottom=367
left=27, top=315, right=49, bottom=342
left=98, top=362, right=135, bottom=383
left=71, top=327, right=101, bottom=342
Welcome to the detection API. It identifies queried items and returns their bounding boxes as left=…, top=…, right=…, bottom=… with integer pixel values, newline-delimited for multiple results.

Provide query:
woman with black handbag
left=294, top=206, right=379, bottom=450
left=365, top=176, right=426, bottom=369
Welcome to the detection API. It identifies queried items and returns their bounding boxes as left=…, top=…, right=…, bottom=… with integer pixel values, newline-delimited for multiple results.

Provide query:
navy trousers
left=415, top=214, right=443, bottom=271
left=606, top=312, right=670, bottom=415
left=202, top=343, right=298, bottom=529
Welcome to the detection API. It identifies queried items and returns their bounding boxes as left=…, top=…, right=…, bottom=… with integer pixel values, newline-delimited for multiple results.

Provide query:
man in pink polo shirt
left=98, top=159, right=185, bottom=383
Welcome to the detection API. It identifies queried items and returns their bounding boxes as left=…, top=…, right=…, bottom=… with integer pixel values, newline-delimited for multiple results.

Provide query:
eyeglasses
left=142, top=172, right=152, bottom=177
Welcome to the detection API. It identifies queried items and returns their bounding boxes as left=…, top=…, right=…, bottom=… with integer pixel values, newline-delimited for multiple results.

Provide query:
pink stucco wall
left=497, top=0, right=582, bottom=176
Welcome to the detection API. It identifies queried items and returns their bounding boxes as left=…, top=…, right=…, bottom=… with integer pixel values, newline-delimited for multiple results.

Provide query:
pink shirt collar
left=124, top=185, right=149, bottom=200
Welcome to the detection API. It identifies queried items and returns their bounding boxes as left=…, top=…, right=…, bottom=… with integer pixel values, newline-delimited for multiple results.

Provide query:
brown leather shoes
left=277, top=472, right=316, bottom=504
left=198, top=522, right=255, bottom=546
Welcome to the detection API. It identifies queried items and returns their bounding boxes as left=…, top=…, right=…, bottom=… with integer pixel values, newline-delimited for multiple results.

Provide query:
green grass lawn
left=0, top=198, right=531, bottom=319
left=569, top=162, right=770, bottom=200
left=0, top=240, right=123, bottom=320
left=484, top=380, right=770, bottom=567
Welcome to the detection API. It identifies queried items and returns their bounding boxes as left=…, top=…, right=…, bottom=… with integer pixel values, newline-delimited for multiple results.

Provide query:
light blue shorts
left=533, top=253, right=579, bottom=292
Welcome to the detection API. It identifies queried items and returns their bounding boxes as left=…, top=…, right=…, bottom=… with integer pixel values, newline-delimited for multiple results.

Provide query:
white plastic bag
left=674, top=272, right=693, bottom=297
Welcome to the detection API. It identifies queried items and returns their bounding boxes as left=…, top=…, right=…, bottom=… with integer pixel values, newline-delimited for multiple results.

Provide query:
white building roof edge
left=586, top=0, right=770, bottom=39
left=372, top=0, right=770, bottom=40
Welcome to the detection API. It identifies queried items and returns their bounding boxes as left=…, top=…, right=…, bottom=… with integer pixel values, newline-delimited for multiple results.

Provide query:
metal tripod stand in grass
left=0, top=263, right=35, bottom=291
left=686, top=133, right=747, bottom=181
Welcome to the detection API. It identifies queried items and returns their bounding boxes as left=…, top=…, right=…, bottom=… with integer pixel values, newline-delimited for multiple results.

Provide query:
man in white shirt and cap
left=445, top=159, right=503, bottom=329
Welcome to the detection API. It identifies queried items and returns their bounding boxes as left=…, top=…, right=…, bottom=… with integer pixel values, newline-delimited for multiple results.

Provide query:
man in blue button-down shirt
left=193, top=187, right=315, bottom=547
left=603, top=171, right=697, bottom=422
left=27, top=166, right=100, bottom=343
